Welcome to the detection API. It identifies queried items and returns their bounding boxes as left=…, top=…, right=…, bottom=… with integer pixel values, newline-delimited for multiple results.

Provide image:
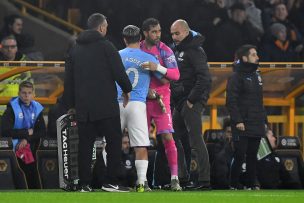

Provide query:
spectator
left=1, top=81, right=46, bottom=189
left=0, top=14, right=35, bottom=53
left=170, top=19, right=212, bottom=190
left=226, top=44, right=267, bottom=190
left=260, top=23, right=301, bottom=61
left=238, top=0, right=264, bottom=34
left=63, top=13, right=132, bottom=192
left=256, top=127, right=281, bottom=189
left=255, top=0, right=283, bottom=30
left=119, top=132, right=137, bottom=188
left=212, top=3, right=261, bottom=61
left=0, top=35, right=29, bottom=115
left=0, top=35, right=27, bottom=61
left=210, top=118, right=234, bottom=189
left=270, top=2, right=303, bottom=49
left=0, top=14, right=23, bottom=42
left=190, top=0, right=229, bottom=61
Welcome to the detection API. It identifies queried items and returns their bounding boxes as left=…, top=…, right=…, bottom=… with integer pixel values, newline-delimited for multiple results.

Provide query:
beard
left=146, top=37, right=160, bottom=46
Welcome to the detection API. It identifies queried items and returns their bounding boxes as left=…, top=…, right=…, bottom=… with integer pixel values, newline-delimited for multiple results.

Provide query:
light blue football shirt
left=117, top=47, right=159, bottom=103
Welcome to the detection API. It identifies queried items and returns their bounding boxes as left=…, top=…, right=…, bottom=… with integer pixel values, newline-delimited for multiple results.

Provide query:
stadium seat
left=203, top=129, right=226, bottom=164
left=275, top=136, right=304, bottom=189
left=0, top=137, right=27, bottom=189
left=36, top=137, right=59, bottom=189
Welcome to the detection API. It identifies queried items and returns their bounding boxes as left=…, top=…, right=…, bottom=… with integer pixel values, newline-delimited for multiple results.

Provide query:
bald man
left=170, top=19, right=212, bottom=190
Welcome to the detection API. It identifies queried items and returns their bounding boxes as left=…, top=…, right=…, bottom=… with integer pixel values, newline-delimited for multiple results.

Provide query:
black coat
left=226, top=62, right=267, bottom=138
left=63, top=30, right=132, bottom=122
left=171, top=32, right=212, bottom=111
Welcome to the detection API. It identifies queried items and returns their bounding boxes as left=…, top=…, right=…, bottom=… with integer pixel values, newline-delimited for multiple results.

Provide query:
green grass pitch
left=1, top=190, right=304, bottom=203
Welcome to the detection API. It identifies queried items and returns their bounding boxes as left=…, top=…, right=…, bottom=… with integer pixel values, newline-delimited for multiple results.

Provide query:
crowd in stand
left=21, top=0, right=304, bottom=62
left=1, top=0, right=304, bottom=62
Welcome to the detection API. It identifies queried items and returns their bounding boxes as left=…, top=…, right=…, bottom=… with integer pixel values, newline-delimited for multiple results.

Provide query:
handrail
left=9, top=0, right=83, bottom=34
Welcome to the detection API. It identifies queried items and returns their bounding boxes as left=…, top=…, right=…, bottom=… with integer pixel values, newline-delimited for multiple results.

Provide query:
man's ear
left=123, top=38, right=128, bottom=46
left=99, top=25, right=103, bottom=33
left=242, top=55, right=248, bottom=62
left=143, top=31, right=148, bottom=38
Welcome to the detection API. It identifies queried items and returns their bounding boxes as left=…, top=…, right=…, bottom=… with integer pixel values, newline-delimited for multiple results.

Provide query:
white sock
left=135, top=160, right=148, bottom=185
left=171, top=175, right=179, bottom=180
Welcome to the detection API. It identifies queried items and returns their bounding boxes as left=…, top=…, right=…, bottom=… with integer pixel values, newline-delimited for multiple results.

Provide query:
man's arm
left=1, top=105, right=30, bottom=139
left=62, top=51, right=75, bottom=110
left=105, top=42, right=132, bottom=94
left=226, top=74, right=243, bottom=124
left=30, top=112, right=46, bottom=142
left=187, top=48, right=211, bottom=105
left=163, top=51, right=180, bottom=81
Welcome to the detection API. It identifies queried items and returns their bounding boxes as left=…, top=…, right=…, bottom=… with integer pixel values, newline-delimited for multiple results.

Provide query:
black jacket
left=1, top=103, right=46, bottom=153
left=171, top=32, right=211, bottom=111
left=63, top=30, right=132, bottom=122
left=226, top=62, right=267, bottom=138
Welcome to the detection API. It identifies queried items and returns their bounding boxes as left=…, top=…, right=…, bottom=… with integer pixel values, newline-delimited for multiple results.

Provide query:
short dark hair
left=87, top=13, right=106, bottom=30
left=122, top=25, right=141, bottom=44
left=235, top=44, right=257, bottom=60
left=4, top=14, right=22, bottom=26
left=1, top=35, right=17, bottom=44
left=230, top=3, right=246, bottom=12
left=19, top=81, right=34, bottom=91
left=142, top=18, right=159, bottom=32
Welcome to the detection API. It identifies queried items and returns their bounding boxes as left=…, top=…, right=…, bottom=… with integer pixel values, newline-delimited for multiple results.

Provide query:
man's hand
left=122, top=92, right=130, bottom=107
left=17, top=139, right=28, bottom=150
left=147, top=88, right=157, bottom=99
left=187, top=100, right=193, bottom=109
left=28, top=128, right=34, bottom=136
left=67, top=108, right=76, bottom=114
left=160, top=78, right=170, bottom=84
left=141, top=61, right=158, bottom=71
left=236, top=123, right=245, bottom=131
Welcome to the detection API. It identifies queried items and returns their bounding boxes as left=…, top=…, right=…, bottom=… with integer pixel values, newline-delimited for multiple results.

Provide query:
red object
left=15, top=144, right=35, bottom=164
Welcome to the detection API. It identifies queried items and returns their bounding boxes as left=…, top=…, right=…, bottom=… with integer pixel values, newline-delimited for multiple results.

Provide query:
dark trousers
left=78, top=116, right=122, bottom=186
left=230, top=136, right=261, bottom=187
left=173, top=102, right=210, bottom=183
left=17, top=158, right=41, bottom=189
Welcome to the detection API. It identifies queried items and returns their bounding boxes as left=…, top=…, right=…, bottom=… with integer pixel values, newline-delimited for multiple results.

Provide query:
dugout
left=0, top=61, right=304, bottom=182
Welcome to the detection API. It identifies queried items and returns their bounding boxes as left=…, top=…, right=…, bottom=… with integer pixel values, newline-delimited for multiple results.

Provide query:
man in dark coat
left=63, top=13, right=132, bottom=192
left=170, top=19, right=212, bottom=190
left=226, top=44, right=267, bottom=190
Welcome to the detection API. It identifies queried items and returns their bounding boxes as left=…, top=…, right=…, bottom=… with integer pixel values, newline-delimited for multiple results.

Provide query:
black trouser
left=173, top=102, right=210, bottom=183
left=17, top=158, right=41, bottom=189
left=230, top=136, right=261, bottom=188
left=78, top=116, right=122, bottom=186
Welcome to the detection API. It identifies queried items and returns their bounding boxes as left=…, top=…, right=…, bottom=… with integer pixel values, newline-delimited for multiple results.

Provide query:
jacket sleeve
left=163, top=51, right=180, bottom=81
left=187, top=47, right=212, bottom=104
left=29, top=112, right=46, bottom=142
left=105, top=42, right=132, bottom=93
left=1, top=105, right=30, bottom=140
left=226, top=74, right=243, bottom=124
left=63, top=51, right=75, bottom=110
